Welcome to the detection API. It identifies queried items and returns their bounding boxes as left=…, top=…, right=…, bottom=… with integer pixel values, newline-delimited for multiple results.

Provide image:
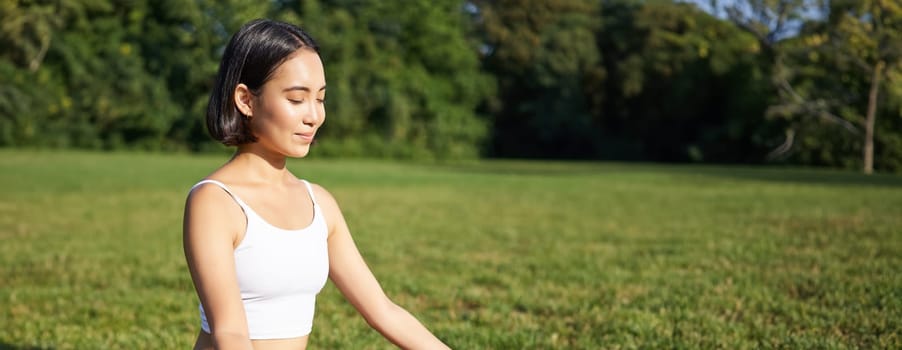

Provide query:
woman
left=183, top=19, right=450, bottom=350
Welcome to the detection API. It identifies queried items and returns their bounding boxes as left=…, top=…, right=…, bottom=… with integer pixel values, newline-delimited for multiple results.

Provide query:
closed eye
left=289, top=99, right=304, bottom=104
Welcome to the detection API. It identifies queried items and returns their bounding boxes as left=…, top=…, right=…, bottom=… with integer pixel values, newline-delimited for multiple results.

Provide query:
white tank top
left=191, top=179, right=329, bottom=339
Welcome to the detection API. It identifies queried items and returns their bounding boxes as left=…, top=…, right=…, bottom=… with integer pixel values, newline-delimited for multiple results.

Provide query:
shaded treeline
left=1, top=0, right=900, bottom=171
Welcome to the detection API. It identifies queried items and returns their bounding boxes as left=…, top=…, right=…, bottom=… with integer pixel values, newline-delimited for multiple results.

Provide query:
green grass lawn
left=1, top=150, right=900, bottom=349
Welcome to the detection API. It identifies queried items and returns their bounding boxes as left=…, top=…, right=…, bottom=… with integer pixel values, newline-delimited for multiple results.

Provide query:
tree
left=826, top=0, right=902, bottom=173
left=597, top=0, right=771, bottom=162
left=139, top=0, right=268, bottom=151
left=0, top=0, right=102, bottom=146
left=275, top=0, right=494, bottom=159
left=473, top=0, right=604, bottom=158
left=714, top=0, right=902, bottom=172
left=0, top=0, right=288, bottom=151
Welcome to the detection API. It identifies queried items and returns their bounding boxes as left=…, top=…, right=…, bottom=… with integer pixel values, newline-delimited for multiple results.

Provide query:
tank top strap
left=191, top=179, right=251, bottom=210
left=300, top=180, right=318, bottom=206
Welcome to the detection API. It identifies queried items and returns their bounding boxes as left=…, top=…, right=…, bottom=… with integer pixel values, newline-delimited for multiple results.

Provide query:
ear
left=234, top=83, right=254, bottom=117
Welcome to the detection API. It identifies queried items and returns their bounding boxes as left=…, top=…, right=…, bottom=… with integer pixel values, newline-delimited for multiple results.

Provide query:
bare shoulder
left=185, top=181, right=235, bottom=211
left=306, top=181, right=347, bottom=235
left=184, top=181, right=245, bottom=240
left=307, top=181, right=339, bottom=208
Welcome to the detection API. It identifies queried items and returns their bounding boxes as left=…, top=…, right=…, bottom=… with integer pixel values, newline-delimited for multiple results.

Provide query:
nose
left=302, top=100, right=321, bottom=126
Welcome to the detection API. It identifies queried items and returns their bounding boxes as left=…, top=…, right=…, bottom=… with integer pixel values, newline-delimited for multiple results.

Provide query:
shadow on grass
left=0, top=344, right=54, bottom=350
left=442, top=160, right=902, bottom=188
left=437, top=160, right=648, bottom=176
left=681, top=166, right=902, bottom=188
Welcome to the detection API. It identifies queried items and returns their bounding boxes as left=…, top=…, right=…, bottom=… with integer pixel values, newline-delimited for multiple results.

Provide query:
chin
left=286, top=146, right=312, bottom=158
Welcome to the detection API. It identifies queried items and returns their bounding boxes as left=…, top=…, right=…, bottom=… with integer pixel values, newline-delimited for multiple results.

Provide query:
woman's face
left=242, top=48, right=326, bottom=158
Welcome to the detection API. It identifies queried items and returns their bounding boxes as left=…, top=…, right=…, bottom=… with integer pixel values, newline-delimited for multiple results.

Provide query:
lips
left=294, top=132, right=315, bottom=142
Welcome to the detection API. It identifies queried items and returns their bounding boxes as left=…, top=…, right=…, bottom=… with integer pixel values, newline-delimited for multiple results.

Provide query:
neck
left=230, top=145, right=291, bottom=184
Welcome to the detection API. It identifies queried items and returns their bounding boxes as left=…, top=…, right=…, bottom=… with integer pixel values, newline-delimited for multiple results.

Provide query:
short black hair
left=206, top=19, right=320, bottom=146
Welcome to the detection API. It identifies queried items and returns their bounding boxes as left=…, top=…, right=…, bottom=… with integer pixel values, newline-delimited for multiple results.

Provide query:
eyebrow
left=282, top=85, right=327, bottom=92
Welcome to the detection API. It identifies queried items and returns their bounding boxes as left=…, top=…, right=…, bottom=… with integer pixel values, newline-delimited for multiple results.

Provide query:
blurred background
left=2, top=1, right=901, bottom=348
left=1, top=0, right=900, bottom=172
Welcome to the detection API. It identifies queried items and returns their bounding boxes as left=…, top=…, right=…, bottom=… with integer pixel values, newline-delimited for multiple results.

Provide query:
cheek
left=267, top=102, right=302, bottom=125
left=251, top=105, right=294, bottom=133
left=279, top=105, right=302, bottom=122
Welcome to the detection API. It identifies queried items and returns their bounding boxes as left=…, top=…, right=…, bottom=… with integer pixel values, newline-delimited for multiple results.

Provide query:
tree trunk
left=863, top=60, right=885, bottom=175
left=28, top=36, right=50, bottom=72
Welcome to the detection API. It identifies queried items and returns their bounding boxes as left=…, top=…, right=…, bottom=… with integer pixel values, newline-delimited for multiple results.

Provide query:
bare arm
left=314, top=184, right=450, bottom=350
left=183, top=184, right=253, bottom=350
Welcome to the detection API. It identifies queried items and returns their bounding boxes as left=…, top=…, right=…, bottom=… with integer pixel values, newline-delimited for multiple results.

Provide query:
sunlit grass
left=1, top=150, right=900, bottom=349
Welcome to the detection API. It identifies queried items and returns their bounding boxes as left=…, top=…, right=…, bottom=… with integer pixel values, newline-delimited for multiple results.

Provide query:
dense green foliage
left=1, top=0, right=900, bottom=170
left=708, top=0, right=902, bottom=173
left=274, top=1, right=495, bottom=159
left=1, top=150, right=900, bottom=348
